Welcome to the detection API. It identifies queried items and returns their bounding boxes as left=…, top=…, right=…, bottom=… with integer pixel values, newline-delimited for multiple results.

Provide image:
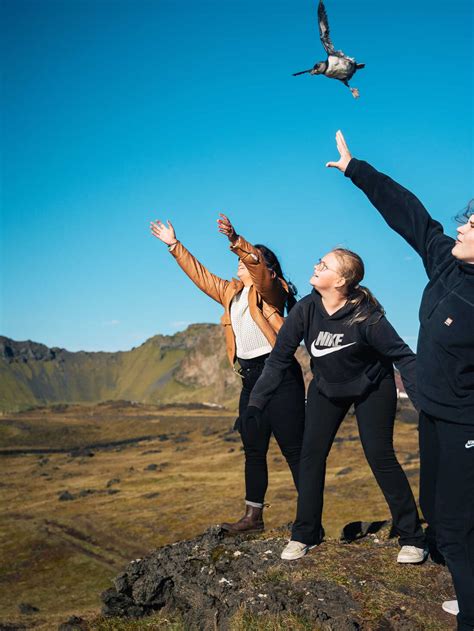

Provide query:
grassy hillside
left=0, top=402, right=453, bottom=630
left=0, top=325, right=241, bottom=413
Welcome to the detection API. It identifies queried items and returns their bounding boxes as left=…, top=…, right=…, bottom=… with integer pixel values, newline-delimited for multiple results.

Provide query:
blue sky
left=1, top=0, right=472, bottom=352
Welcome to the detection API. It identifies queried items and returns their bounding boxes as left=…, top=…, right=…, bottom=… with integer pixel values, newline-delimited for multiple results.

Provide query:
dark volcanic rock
left=70, top=448, right=94, bottom=458
left=77, top=489, right=96, bottom=497
left=144, top=492, right=161, bottom=499
left=174, top=435, right=190, bottom=443
left=58, top=491, right=74, bottom=501
left=222, top=436, right=240, bottom=443
left=101, top=527, right=361, bottom=630
left=337, top=467, right=353, bottom=476
left=334, top=435, right=358, bottom=444
left=106, top=478, right=121, bottom=487
left=57, top=615, right=87, bottom=631
left=18, top=603, right=39, bottom=614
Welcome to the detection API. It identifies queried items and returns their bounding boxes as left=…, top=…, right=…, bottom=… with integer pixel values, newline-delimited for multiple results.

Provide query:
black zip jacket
left=249, top=290, right=418, bottom=410
left=345, top=158, right=474, bottom=424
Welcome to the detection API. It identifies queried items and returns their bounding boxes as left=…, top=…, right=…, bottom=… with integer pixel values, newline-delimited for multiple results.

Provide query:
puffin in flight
left=293, top=0, right=365, bottom=98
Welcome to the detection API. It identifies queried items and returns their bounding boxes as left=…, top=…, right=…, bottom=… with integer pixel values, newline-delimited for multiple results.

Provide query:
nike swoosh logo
left=311, top=342, right=356, bottom=357
left=466, top=441, right=474, bottom=449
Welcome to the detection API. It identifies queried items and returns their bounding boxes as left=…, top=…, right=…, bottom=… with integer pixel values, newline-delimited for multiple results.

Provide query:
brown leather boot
left=221, top=504, right=264, bottom=534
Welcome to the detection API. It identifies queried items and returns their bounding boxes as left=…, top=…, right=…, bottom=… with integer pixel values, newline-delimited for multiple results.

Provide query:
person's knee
left=280, top=443, right=302, bottom=463
left=364, top=446, right=397, bottom=471
left=243, top=445, right=267, bottom=462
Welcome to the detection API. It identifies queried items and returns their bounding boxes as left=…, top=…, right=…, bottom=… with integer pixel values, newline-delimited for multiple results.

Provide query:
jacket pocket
left=315, top=371, right=376, bottom=400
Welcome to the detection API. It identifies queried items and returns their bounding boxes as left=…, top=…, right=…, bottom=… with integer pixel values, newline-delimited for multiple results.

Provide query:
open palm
left=150, top=219, right=177, bottom=246
left=217, top=213, right=238, bottom=243
left=326, top=130, right=353, bottom=173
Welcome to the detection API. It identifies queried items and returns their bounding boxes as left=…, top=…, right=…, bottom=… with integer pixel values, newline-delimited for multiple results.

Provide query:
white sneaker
left=442, top=600, right=459, bottom=616
left=397, top=545, right=428, bottom=563
left=281, top=540, right=316, bottom=560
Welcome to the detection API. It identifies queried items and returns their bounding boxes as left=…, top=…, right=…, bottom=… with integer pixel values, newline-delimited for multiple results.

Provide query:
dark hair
left=332, top=248, right=384, bottom=325
left=455, top=199, right=474, bottom=224
left=254, top=244, right=298, bottom=313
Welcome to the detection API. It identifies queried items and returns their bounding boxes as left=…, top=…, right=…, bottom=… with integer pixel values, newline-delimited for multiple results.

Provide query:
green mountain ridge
left=1, top=326, right=407, bottom=415
left=0, top=324, right=242, bottom=413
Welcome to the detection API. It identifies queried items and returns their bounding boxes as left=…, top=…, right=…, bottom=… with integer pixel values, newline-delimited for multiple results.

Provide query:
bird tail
left=292, top=69, right=312, bottom=76
left=356, top=63, right=365, bottom=69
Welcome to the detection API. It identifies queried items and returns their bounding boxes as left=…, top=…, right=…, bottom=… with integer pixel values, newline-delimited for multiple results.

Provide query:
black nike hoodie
left=249, top=289, right=418, bottom=410
left=345, top=158, right=474, bottom=425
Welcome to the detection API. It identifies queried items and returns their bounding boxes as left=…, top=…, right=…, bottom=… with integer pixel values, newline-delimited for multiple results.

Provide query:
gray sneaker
left=397, top=545, right=428, bottom=564
left=442, top=600, right=459, bottom=616
left=281, top=540, right=317, bottom=560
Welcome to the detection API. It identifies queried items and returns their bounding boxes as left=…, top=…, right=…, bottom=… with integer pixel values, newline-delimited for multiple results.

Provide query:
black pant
left=292, top=375, right=425, bottom=547
left=419, top=412, right=474, bottom=631
left=238, top=356, right=306, bottom=505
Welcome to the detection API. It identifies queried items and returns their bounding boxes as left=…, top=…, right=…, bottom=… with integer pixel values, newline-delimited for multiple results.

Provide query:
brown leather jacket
left=169, top=236, right=289, bottom=366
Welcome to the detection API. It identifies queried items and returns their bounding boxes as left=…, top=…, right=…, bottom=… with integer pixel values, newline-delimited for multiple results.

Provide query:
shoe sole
left=397, top=550, right=429, bottom=564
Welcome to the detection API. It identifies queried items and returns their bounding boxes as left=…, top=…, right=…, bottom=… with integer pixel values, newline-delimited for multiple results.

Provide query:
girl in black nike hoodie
left=248, top=247, right=426, bottom=563
left=326, top=130, right=474, bottom=631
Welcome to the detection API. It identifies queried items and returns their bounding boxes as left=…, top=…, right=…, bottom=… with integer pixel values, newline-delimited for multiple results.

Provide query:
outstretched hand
left=217, top=213, right=238, bottom=244
left=150, top=219, right=177, bottom=246
left=326, top=130, right=352, bottom=173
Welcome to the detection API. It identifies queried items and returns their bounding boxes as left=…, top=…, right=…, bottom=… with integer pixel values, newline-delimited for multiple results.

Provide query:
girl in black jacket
left=326, top=130, right=474, bottom=631
left=246, top=247, right=426, bottom=563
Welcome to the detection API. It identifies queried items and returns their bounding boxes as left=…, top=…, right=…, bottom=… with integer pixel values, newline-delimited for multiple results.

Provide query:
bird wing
left=318, top=1, right=344, bottom=58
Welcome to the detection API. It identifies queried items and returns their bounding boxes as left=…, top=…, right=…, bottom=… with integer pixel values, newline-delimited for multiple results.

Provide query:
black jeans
left=419, top=412, right=474, bottom=631
left=292, top=375, right=425, bottom=547
left=238, top=355, right=306, bottom=505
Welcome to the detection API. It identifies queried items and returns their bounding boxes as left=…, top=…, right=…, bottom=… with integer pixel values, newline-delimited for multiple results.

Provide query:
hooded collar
left=310, top=289, right=358, bottom=321
left=458, top=261, right=474, bottom=276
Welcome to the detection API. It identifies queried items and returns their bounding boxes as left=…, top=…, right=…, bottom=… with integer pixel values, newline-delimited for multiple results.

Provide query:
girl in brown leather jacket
left=150, top=214, right=306, bottom=533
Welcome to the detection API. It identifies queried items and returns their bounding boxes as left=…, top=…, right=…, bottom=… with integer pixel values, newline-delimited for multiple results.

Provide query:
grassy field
left=0, top=401, right=432, bottom=630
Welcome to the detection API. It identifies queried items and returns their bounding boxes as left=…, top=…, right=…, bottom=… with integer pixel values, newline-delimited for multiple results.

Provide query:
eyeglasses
left=315, top=258, right=338, bottom=273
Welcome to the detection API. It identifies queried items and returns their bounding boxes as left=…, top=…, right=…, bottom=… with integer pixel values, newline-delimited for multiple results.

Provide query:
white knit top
left=230, top=287, right=273, bottom=359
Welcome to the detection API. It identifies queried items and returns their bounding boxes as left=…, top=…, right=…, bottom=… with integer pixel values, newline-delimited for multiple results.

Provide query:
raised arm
left=248, top=302, right=305, bottom=410
left=326, top=131, right=454, bottom=278
left=365, top=314, right=419, bottom=411
left=217, top=213, right=288, bottom=308
left=150, top=219, right=231, bottom=305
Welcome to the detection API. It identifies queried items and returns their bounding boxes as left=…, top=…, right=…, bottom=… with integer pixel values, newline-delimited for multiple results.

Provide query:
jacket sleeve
left=248, top=302, right=305, bottom=410
left=345, top=158, right=455, bottom=279
left=230, top=235, right=288, bottom=310
left=365, top=314, right=419, bottom=411
left=169, top=241, right=230, bottom=305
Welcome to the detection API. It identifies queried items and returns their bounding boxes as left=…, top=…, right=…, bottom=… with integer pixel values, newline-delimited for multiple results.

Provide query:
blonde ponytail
left=332, top=248, right=384, bottom=324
